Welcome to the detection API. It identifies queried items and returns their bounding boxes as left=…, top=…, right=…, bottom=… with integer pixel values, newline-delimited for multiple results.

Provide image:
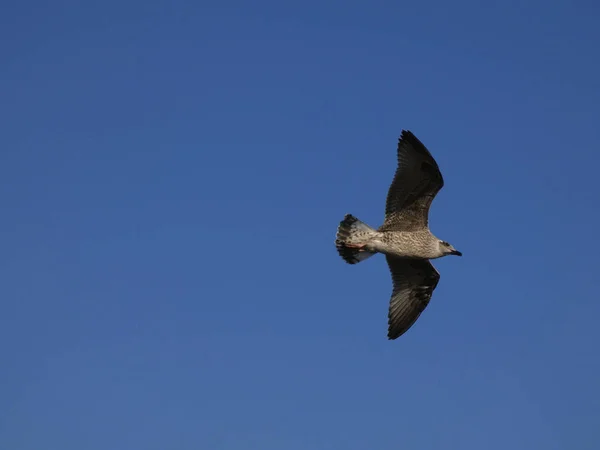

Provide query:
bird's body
left=334, top=130, right=461, bottom=340
left=370, top=230, right=442, bottom=259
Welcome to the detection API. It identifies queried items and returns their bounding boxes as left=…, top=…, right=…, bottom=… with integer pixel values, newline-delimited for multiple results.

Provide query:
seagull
left=335, top=130, right=462, bottom=340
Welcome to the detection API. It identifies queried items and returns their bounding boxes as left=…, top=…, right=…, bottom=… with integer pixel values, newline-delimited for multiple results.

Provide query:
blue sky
left=2, top=1, right=599, bottom=448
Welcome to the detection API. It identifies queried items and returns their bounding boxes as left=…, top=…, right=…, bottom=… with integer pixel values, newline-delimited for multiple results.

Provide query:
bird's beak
left=451, top=250, right=462, bottom=256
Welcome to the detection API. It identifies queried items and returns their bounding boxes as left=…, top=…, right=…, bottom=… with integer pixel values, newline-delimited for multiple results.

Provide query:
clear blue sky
left=2, top=1, right=599, bottom=449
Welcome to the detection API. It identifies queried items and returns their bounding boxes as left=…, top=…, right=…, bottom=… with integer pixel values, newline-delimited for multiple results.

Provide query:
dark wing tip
left=398, top=130, right=430, bottom=155
left=396, top=129, right=444, bottom=186
left=387, top=328, right=403, bottom=340
left=386, top=311, right=416, bottom=340
left=400, top=129, right=416, bottom=139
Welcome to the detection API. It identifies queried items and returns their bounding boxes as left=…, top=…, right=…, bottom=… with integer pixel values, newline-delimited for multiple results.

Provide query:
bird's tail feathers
left=335, top=214, right=378, bottom=264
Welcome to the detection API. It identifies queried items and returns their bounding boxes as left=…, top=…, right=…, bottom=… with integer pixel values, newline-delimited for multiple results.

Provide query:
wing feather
left=380, top=130, right=444, bottom=232
left=386, top=256, right=440, bottom=340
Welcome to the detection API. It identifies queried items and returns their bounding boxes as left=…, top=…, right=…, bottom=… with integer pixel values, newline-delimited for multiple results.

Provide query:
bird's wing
left=379, top=130, right=444, bottom=232
left=386, top=256, right=440, bottom=340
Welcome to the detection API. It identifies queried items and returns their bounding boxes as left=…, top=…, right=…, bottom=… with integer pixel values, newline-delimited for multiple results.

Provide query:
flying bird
left=335, top=130, right=462, bottom=340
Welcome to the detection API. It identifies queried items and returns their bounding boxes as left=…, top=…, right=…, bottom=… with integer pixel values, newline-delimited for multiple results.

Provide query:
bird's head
left=438, top=240, right=462, bottom=257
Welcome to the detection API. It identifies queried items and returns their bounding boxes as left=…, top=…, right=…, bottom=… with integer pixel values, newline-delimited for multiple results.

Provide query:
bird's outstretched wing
left=386, top=256, right=440, bottom=340
left=380, top=130, right=444, bottom=232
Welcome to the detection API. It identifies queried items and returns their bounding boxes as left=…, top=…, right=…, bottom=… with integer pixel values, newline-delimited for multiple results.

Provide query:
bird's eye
left=441, top=241, right=449, bottom=246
